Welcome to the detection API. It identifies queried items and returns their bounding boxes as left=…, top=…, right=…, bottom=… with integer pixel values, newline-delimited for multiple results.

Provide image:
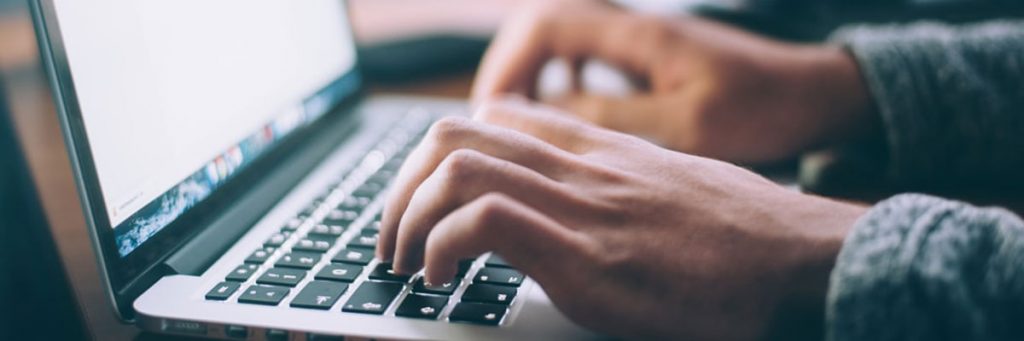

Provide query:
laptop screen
left=51, top=0, right=357, bottom=257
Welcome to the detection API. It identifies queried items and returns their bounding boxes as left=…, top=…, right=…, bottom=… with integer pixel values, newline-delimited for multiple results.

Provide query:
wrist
left=767, top=194, right=867, bottom=340
left=803, top=45, right=881, bottom=147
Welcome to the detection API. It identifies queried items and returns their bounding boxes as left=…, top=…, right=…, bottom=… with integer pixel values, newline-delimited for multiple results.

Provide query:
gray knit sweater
left=825, top=21, right=1024, bottom=340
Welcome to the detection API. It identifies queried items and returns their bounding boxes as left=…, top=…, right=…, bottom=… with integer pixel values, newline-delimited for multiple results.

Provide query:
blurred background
left=1, top=0, right=1022, bottom=340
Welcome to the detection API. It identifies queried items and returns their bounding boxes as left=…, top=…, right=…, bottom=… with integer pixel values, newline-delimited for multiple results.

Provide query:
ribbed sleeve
left=827, top=194, right=1024, bottom=341
left=828, top=21, right=1024, bottom=188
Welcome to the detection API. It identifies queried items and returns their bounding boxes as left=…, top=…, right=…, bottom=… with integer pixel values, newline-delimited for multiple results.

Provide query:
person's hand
left=377, top=98, right=868, bottom=340
left=472, top=0, right=877, bottom=164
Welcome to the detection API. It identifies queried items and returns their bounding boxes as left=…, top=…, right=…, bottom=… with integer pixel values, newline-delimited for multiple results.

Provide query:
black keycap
left=383, top=158, right=405, bottom=172
left=238, top=285, right=290, bottom=306
left=257, top=268, right=306, bottom=287
left=352, top=182, right=384, bottom=199
left=484, top=254, right=512, bottom=268
left=456, top=259, right=475, bottom=277
left=276, top=251, right=322, bottom=269
left=412, top=277, right=460, bottom=296
left=342, top=281, right=404, bottom=314
left=305, top=233, right=338, bottom=243
left=474, top=268, right=524, bottom=287
left=364, top=221, right=381, bottom=234
left=323, top=209, right=359, bottom=226
left=302, top=196, right=328, bottom=215
left=244, top=247, right=276, bottom=264
left=205, top=281, right=240, bottom=300
left=308, top=224, right=344, bottom=237
left=336, top=196, right=371, bottom=211
left=374, top=168, right=397, bottom=180
left=226, top=264, right=259, bottom=282
left=293, top=238, right=333, bottom=253
left=282, top=218, right=305, bottom=231
left=347, top=234, right=378, bottom=250
left=315, top=263, right=362, bottom=282
left=368, top=263, right=411, bottom=282
left=395, top=294, right=448, bottom=320
left=331, top=248, right=373, bottom=265
left=264, top=233, right=289, bottom=248
left=448, top=302, right=507, bottom=325
left=462, top=283, right=517, bottom=305
left=367, top=171, right=396, bottom=186
left=290, top=281, right=348, bottom=310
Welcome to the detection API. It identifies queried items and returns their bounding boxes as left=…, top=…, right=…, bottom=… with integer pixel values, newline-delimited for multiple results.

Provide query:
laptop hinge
left=163, top=107, right=362, bottom=276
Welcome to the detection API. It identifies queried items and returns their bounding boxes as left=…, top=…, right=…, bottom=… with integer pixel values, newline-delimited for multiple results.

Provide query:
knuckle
left=469, top=193, right=514, bottom=231
left=629, top=15, right=676, bottom=44
left=426, top=116, right=474, bottom=145
left=591, top=241, right=635, bottom=278
left=521, top=1, right=560, bottom=24
left=438, top=149, right=486, bottom=183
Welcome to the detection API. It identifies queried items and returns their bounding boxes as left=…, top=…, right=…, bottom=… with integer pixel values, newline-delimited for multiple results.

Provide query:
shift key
left=342, top=281, right=404, bottom=314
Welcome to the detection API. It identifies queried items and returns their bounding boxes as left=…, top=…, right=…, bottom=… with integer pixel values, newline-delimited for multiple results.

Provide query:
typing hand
left=378, top=98, right=867, bottom=340
left=472, top=0, right=876, bottom=164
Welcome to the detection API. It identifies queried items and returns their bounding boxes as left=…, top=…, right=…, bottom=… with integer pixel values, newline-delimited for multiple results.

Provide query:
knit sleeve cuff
left=826, top=193, right=1024, bottom=341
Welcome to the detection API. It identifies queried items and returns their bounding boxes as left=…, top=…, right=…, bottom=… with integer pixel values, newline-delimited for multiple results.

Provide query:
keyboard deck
left=203, top=114, right=526, bottom=330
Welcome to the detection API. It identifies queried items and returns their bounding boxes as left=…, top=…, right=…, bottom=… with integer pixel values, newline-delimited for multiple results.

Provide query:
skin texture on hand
left=472, top=0, right=878, bottom=164
left=377, top=98, right=868, bottom=340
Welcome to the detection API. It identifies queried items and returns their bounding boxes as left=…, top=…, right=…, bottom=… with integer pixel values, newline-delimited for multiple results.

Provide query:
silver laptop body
left=31, top=1, right=598, bottom=339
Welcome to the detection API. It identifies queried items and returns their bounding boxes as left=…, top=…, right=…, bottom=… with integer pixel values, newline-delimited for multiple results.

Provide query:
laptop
left=0, top=80, right=86, bottom=340
left=30, top=1, right=598, bottom=340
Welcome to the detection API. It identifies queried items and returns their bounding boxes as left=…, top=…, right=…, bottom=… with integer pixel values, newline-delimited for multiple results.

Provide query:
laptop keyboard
left=204, top=113, right=525, bottom=327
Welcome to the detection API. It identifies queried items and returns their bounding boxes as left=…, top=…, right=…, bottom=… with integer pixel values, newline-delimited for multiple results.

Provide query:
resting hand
left=378, top=98, right=867, bottom=340
left=473, top=0, right=875, bottom=163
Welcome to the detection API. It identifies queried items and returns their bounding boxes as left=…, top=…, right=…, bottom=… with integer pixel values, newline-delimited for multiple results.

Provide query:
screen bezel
left=31, top=0, right=363, bottom=320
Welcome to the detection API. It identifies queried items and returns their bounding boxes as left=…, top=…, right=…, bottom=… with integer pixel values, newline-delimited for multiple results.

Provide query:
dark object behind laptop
left=0, top=81, right=86, bottom=340
left=358, top=35, right=489, bottom=84
left=695, top=0, right=1024, bottom=42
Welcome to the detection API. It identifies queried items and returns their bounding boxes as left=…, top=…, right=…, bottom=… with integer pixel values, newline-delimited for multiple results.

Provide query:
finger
left=473, top=97, right=604, bottom=152
left=422, top=192, right=593, bottom=286
left=470, top=8, right=552, bottom=102
left=392, top=149, right=592, bottom=274
left=471, top=3, right=650, bottom=102
left=549, top=94, right=669, bottom=139
left=377, top=116, right=576, bottom=261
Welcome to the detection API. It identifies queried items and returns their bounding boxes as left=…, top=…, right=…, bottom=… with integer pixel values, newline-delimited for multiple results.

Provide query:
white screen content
left=53, top=0, right=356, bottom=227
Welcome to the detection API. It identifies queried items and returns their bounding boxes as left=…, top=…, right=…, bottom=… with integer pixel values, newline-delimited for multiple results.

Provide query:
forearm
left=827, top=194, right=1024, bottom=340
left=828, top=20, right=1024, bottom=188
